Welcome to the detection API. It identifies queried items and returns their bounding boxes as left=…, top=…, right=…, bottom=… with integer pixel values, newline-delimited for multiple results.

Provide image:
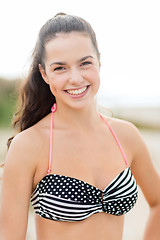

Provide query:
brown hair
left=8, top=13, right=100, bottom=147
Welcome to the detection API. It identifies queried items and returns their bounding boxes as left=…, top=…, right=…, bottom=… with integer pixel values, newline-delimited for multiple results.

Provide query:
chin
left=67, top=99, right=95, bottom=111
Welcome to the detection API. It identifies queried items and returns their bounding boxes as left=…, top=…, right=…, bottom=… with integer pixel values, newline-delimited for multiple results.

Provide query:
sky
left=0, top=0, right=160, bottom=106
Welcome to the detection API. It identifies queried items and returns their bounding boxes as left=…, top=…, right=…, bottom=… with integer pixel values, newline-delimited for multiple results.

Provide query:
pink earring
left=51, top=103, right=57, bottom=112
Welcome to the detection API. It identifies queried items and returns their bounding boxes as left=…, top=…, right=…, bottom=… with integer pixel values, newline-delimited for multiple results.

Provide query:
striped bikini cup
left=31, top=167, right=138, bottom=222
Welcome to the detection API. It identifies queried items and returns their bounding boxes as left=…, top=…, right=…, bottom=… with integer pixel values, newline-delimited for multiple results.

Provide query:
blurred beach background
left=0, top=0, right=160, bottom=239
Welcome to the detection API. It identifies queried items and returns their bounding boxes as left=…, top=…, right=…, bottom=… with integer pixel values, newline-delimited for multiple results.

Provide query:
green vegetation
left=0, top=78, right=21, bottom=128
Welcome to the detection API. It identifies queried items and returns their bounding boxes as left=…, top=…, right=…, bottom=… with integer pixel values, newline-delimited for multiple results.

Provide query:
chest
left=51, top=128, right=128, bottom=186
left=34, top=125, right=131, bottom=192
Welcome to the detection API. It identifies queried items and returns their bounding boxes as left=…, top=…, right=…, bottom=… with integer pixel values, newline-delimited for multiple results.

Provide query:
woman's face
left=40, top=32, right=101, bottom=110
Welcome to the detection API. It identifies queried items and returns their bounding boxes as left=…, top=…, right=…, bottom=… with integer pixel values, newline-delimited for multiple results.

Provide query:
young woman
left=0, top=13, right=160, bottom=240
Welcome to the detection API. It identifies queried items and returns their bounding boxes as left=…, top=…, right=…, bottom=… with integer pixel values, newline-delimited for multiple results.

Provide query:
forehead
left=44, top=32, right=96, bottom=62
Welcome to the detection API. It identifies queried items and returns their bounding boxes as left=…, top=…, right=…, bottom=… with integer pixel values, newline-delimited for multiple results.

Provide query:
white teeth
left=66, top=86, right=87, bottom=95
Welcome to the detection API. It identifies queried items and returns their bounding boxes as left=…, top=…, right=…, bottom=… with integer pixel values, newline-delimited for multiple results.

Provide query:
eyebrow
left=49, top=55, right=94, bottom=66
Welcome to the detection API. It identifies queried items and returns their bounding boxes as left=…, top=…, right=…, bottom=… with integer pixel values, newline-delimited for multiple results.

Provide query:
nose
left=69, top=67, right=84, bottom=85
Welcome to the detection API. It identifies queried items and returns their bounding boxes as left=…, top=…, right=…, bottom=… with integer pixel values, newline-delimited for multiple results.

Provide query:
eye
left=80, top=61, right=92, bottom=67
left=54, top=66, right=65, bottom=71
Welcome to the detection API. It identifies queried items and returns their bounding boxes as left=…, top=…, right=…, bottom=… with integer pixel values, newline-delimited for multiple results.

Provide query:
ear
left=99, top=60, right=101, bottom=70
left=98, top=53, right=101, bottom=70
left=39, top=64, right=49, bottom=84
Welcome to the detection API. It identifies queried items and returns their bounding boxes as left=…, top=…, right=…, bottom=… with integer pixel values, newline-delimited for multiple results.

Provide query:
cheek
left=48, top=76, right=66, bottom=96
left=95, top=76, right=100, bottom=93
left=88, top=69, right=100, bottom=85
left=91, top=71, right=100, bottom=93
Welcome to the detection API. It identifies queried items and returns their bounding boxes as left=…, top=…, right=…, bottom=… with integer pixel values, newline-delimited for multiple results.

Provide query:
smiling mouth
left=65, top=85, right=89, bottom=95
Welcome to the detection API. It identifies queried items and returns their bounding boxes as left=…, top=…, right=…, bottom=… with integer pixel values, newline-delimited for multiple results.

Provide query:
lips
left=64, top=85, right=90, bottom=98
left=66, top=86, right=87, bottom=95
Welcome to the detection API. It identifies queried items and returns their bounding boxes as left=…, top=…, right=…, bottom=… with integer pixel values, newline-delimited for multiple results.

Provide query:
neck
left=55, top=100, right=100, bottom=131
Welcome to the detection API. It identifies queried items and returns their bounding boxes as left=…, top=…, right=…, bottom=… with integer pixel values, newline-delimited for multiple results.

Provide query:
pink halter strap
left=48, top=103, right=57, bottom=174
left=99, top=114, right=129, bottom=167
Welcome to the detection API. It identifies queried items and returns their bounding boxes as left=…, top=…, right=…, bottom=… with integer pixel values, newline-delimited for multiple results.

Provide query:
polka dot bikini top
left=31, top=104, right=138, bottom=222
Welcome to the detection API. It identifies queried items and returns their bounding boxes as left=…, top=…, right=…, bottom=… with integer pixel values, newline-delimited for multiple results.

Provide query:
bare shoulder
left=6, top=118, right=48, bottom=174
left=11, top=113, right=50, bottom=152
left=101, top=115, right=146, bottom=165
left=10, top=125, right=40, bottom=155
left=103, top=116, right=141, bottom=142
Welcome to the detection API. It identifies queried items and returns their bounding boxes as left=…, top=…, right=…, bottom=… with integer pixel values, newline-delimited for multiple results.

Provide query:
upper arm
left=130, top=125, right=160, bottom=207
left=0, top=132, right=36, bottom=239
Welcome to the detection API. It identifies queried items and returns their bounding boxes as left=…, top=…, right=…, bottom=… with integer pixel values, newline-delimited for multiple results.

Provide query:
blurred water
left=97, top=93, right=160, bottom=129
left=97, top=91, right=160, bottom=108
